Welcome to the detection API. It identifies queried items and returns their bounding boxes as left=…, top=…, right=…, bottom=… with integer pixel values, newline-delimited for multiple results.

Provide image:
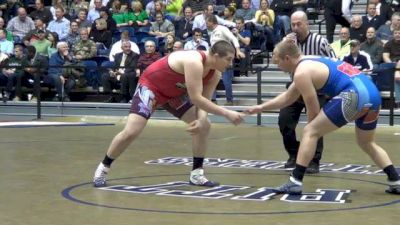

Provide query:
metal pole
left=257, top=68, right=262, bottom=125
left=389, top=67, right=395, bottom=126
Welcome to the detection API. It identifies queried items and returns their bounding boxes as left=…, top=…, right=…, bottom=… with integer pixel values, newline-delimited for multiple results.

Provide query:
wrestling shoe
left=284, top=156, right=296, bottom=168
left=189, top=168, right=219, bottom=187
left=306, top=161, right=320, bottom=174
left=93, top=163, right=110, bottom=187
left=273, top=176, right=303, bottom=195
left=386, top=180, right=400, bottom=194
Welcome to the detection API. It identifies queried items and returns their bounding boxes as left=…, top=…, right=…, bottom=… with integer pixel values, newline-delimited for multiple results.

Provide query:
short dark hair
left=206, top=14, right=218, bottom=24
left=210, top=41, right=235, bottom=57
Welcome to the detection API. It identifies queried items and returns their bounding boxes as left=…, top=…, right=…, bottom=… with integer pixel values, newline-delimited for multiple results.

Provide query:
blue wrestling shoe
left=386, top=180, right=400, bottom=195
left=273, top=176, right=303, bottom=195
left=189, top=168, right=220, bottom=187
left=93, top=163, right=110, bottom=187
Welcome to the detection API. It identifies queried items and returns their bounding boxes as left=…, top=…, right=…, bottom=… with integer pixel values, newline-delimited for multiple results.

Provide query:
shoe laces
left=190, top=169, right=209, bottom=185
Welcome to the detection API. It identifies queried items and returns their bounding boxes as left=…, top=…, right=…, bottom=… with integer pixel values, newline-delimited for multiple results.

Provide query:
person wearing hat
left=31, top=29, right=52, bottom=57
left=343, top=39, right=373, bottom=72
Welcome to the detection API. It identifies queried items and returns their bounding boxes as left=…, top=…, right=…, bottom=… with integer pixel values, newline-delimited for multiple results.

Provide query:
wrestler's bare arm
left=293, top=66, right=320, bottom=122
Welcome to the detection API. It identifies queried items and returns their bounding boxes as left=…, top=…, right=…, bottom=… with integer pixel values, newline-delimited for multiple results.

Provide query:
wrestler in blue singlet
left=298, top=56, right=381, bottom=130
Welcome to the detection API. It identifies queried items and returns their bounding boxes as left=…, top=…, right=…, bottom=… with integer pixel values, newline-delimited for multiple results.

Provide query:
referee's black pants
left=278, top=95, right=327, bottom=164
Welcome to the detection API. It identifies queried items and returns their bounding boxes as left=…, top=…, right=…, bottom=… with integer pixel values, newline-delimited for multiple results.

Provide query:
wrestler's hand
left=245, top=105, right=263, bottom=115
left=186, top=120, right=201, bottom=135
left=225, top=110, right=245, bottom=125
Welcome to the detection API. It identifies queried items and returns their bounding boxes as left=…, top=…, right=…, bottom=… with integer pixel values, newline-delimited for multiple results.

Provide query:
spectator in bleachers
left=23, top=18, right=49, bottom=46
left=369, top=0, right=393, bottom=25
left=148, top=0, right=166, bottom=22
left=232, top=16, right=251, bottom=76
left=3, top=0, right=20, bottom=22
left=89, top=0, right=108, bottom=10
left=254, top=0, right=276, bottom=47
left=223, top=6, right=235, bottom=23
left=0, top=17, right=14, bottom=41
left=102, top=40, right=139, bottom=103
left=29, top=0, right=53, bottom=25
left=136, top=40, right=161, bottom=75
left=362, top=3, right=384, bottom=30
left=234, top=0, right=256, bottom=21
left=159, top=33, right=176, bottom=56
left=31, top=29, right=52, bottom=57
left=73, top=28, right=99, bottom=88
left=165, top=0, right=183, bottom=18
left=48, top=41, right=76, bottom=101
left=207, top=14, right=245, bottom=105
left=76, top=9, right=92, bottom=33
left=50, top=0, right=68, bottom=21
left=343, top=39, right=373, bottom=71
left=0, top=45, right=28, bottom=101
left=182, top=0, right=212, bottom=16
left=65, top=21, right=81, bottom=48
left=69, top=0, right=90, bottom=19
left=128, top=1, right=150, bottom=32
left=6, top=7, right=35, bottom=43
left=149, top=12, right=175, bottom=39
left=88, top=0, right=103, bottom=23
left=47, top=32, right=59, bottom=56
left=95, top=6, right=117, bottom=34
left=360, top=27, right=384, bottom=68
left=184, top=28, right=209, bottom=50
left=90, top=18, right=112, bottom=55
left=330, top=27, right=351, bottom=59
left=376, top=12, right=400, bottom=44
left=47, top=7, right=70, bottom=41
left=175, top=6, right=194, bottom=40
left=323, top=0, right=352, bottom=43
left=215, top=0, right=240, bottom=10
left=145, top=0, right=158, bottom=17
left=109, top=30, right=140, bottom=61
left=270, top=0, right=298, bottom=36
left=382, top=29, right=400, bottom=107
left=350, top=15, right=366, bottom=43
left=24, top=45, right=50, bottom=102
left=111, top=1, right=130, bottom=28
left=192, top=4, right=235, bottom=31
left=172, top=40, right=184, bottom=51
left=0, top=29, right=14, bottom=55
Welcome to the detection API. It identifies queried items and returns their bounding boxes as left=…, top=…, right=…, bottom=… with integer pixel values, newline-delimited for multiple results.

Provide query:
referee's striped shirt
left=297, top=32, right=337, bottom=58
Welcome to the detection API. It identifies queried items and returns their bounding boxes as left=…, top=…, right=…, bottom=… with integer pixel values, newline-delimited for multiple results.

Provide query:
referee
left=278, top=10, right=336, bottom=173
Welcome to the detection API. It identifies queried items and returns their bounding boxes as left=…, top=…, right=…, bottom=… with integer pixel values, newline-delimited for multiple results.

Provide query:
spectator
left=109, top=30, right=140, bottom=62
left=76, top=9, right=92, bottom=33
left=48, top=42, right=76, bottom=101
left=0, top=45, right=28, bottom=101
left=29, top=0, right=53, bottom=25
left=24, top=45, right=50, bottom=102
left=362, top=3, right=383, bottom=30
left=102, top=40, right=139, bottom=103
left=6, top=7, right=36, bottom=43
left=360, top=27, right=384, bottom=68
left=234, top=0, right=256, bottom=21
left=23, top=18, right=49, bottom=46
left=330, top=27, right=351, bottom=59
left=175, top=6, right=194, bottom=40
left=69, top=0, right=89, bottom=19
left=350, top=15, right=366, bottom=42
left=192, top=4, right=235, bottom=31
left=369, top=0, right=393, bottom=25
left=47, top=32, right=59, bottom=57
left=172, top=40, right=184, bottom=51
left=182, top=0, right=212, bottom=16
left=382, top=29, right=400, bottom=107
left=47, top=7, right=70, bottom=41
left=376, top=12, right=400, bottom=44
left=184, top=28, right=209, bottom=50
left=343, top=39, right=373, bottom=71
left=0, top=29, right=14, bottom=55
left=165, top=0, right=183, bottom=18
left=65, top=21, right=81, bottom=48
left=149, top=12, right=175, bottom=38
left=95, top=7, right=117, bottom=34
left=324, top=0, right=352, bottom=43
left=254, top=0, right=277, bottom=48
left=223, top=6, right=235, bottom=23
left=127, top=1, right=150, bottom=32
left=88, top=0, right=102, bottom=23
left=159, top=33, right=176, bottom=56
left=0, top=17, right=13, bottom=41
left=90, top=18, right=113, bottom=55
left=232, top=16, right=251, bottom=76
left=136, top=40, right=161, bottom=74
left=31, top=29, right=52, bottom=57
left=73, top=28, right=99, bottom=88
left=148, top=0, right=167, bottom=22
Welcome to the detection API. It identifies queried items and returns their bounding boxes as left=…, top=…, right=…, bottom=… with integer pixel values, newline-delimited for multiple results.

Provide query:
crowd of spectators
left=0, top=0, right=398, bottom=106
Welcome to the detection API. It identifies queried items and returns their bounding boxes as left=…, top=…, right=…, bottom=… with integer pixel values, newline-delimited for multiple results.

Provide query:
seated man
left=247, top=39, right=400, bottom=195
left=184, top=28, right=209, bottom=50
left=136, top=40, right=161, bottom=75
left=382, top=28, right=400, bottom=107
left=48, top=42, right=76, bottom=101
left=102, top=40, right=139, bottom=103
left=343, top=39, right=373, bottom=72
